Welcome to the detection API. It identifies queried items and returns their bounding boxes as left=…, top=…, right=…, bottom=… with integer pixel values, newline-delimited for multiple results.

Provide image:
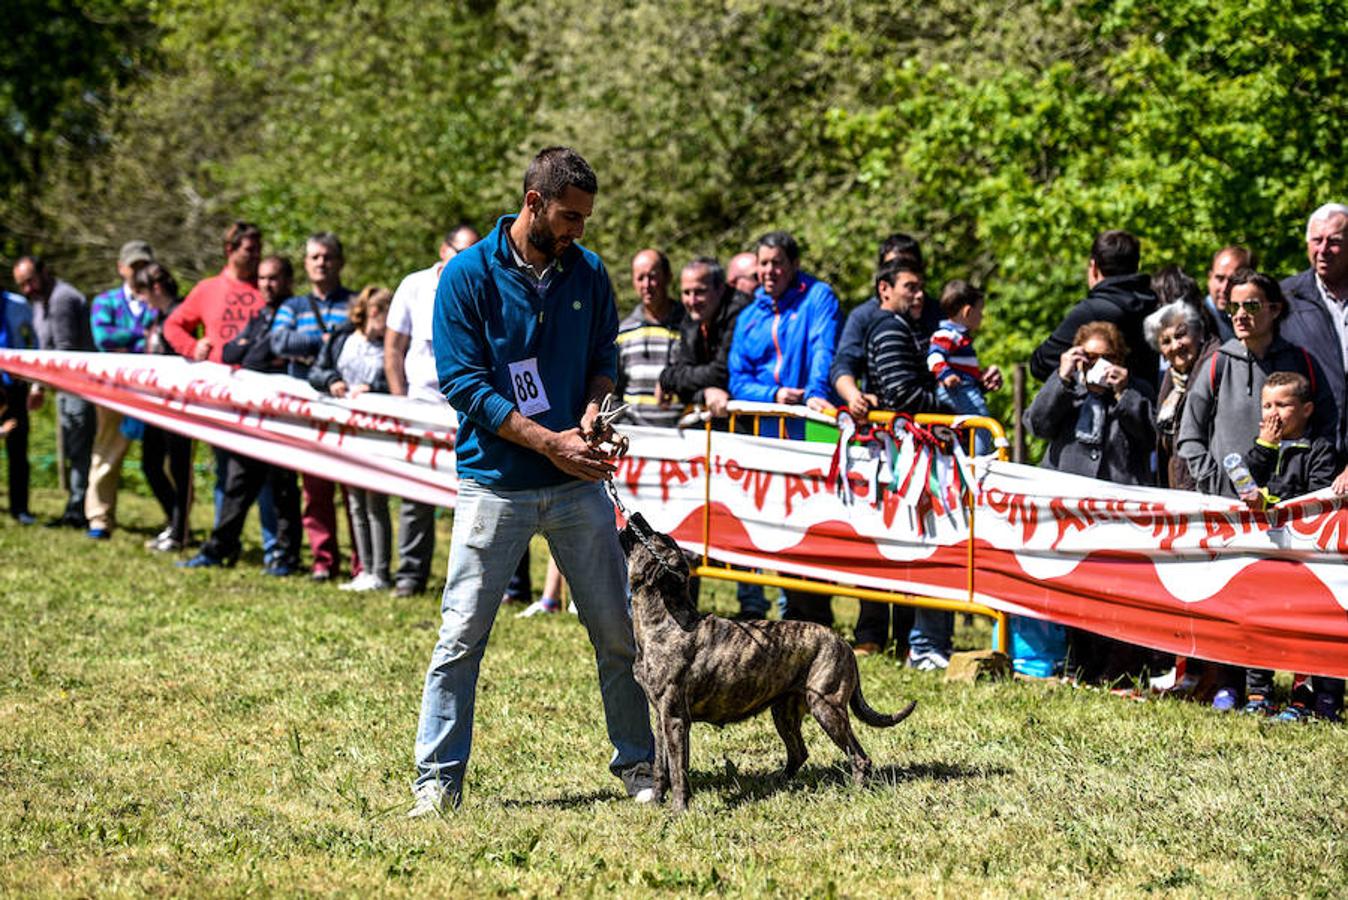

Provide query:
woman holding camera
left=1025, top=320, right=1156, bottom=485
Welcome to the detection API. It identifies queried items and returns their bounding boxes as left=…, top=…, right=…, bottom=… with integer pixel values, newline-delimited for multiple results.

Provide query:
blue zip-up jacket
left=433, top=215, right=619, bottom=489
left=729, top=271, right=841, bottom=405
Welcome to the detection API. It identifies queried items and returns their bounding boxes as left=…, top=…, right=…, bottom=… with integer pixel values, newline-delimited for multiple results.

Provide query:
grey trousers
left=57, top=392, right=94, bottom=518
left=395, top=498, right=436, bottom=591
left=347, top=487, right=391, bottom=583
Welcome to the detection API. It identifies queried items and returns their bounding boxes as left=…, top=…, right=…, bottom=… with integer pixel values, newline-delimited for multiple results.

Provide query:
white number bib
left=507, top=357, right=551, bottom=417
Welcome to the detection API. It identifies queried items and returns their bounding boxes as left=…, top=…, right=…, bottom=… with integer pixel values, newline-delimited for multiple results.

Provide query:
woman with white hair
left=1143, top=300, right=1213, bottom=490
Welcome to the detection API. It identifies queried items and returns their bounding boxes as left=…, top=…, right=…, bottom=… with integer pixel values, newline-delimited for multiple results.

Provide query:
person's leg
left=166, top=434, right=194, bottom=545
left=267, top=466, right=302, bottom=569
left=59, top=393, right=94, bottom=521
left=344, top=487, right=373, bottom=584
left=734, top=571, right=768, bottom=618
left=542, top=481, right=654, bottom=779
left=503, top=553, right=533, bottom=602
left=199, top=453, right=265, bottom=563
left=5, top=380, right=31, bottom=519
left=1311, top=676, right=1344, bottom=721
left=853, top=601, right=890, bottom=649
left=782, top=588, right=832, bottom=627
left=140, top=425, right=176, bottom=528
left=1244, top=668, right=1276, bottom=711
left=258, top=479, right=279, bottom=565
left=369, top=491, right=392, bottom=584
left=890, top=604, right=915, bottom=658
left=341, top=485, right=361, bottom=578
left=301, top=473, right=339, bottom=576
left=414, top=481, right=538, bottom=802
left=395, top=498, right=436, bottom=594
left=907, top=608, right=954, bottom=667
left=212, top=445, right=228, bottom=527
left=84, top=406, right=131, bottom=532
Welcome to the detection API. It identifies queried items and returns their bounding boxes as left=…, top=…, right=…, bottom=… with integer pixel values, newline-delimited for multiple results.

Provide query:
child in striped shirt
left=927, top=280, right=1002, bottom=454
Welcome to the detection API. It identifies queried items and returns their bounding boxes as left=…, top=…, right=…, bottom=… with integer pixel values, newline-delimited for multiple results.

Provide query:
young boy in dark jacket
left=1237, top=370, right=1343, bottom=721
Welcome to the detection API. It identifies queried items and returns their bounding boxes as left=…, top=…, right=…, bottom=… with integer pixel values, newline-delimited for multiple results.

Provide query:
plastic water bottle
left=1223, top=452, right=1257, bottom=497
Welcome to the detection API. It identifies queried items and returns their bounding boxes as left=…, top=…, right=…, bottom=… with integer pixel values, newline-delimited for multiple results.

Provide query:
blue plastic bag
left=119, top=416, right=145, bottom=441
left=994, top=615, right=1067, bottom=678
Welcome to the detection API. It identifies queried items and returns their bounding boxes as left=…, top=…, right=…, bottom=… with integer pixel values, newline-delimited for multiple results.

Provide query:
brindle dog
left=619, top=513, right=917, bottom=811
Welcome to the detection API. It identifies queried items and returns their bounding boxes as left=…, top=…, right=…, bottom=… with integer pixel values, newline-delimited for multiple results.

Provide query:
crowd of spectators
left=3, top=200, right=1347, bottom=723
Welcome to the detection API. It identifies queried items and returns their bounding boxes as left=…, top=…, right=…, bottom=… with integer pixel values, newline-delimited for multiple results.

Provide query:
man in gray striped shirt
left=615, top=248, right=685, bottom=427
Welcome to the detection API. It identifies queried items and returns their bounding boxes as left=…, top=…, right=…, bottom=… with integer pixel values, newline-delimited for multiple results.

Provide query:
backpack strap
left=1300, top=348, right=1316, bottom=393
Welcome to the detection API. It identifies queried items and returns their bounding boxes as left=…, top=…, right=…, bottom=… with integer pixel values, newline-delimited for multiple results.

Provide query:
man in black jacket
left=1030, top=230, right=1158, bottom=387
left=179, top=255, right=302, bottom=573
left=1279, top=202, right=1348, bottom=451
left=658, top=256, right=749, bottom=417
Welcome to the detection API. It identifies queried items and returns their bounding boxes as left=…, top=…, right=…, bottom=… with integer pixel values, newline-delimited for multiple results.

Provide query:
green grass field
left=1, top=426, right=1346, bottom=896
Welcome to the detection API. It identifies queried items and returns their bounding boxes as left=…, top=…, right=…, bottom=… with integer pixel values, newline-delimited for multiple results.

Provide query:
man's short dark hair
left=1090, top=230, right=1141, bottom=277
left=940, top=280, right=983, bottom=319
left=1226, top=267, right=1288, bottom=324
left=756, top=230, right=800, bottom=263
left=523, top=147, right=598, bottom=202
left=1264, top=370, right=1312, bottom=403
left=641, top=249, right=672, bottom=280
left=444, top=224, right=477, bottom=247
left=684, top=256, right=726, bottom=294
left=1151, top=264, right=1201, bottom=307
left=224, top=221, right=262, bottom=254
left=1214, top=245, right=1254, bottom=270
left=306, top=231, right=344, bottom=261
left=878, top=233, right=923, bottom=269
left=874, top=258, right=910, bottom=294
left=15, top=254, right=48, bottom=274
left=261, top=254, right=294, bottom=281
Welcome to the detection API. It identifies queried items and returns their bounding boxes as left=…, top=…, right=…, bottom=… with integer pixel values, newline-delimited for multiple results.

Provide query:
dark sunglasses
left=1224, top=299, right=1265, bottom=315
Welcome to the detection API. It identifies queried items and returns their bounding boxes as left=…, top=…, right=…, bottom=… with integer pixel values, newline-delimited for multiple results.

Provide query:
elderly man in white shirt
left=384, top=224, right=479, bottom=597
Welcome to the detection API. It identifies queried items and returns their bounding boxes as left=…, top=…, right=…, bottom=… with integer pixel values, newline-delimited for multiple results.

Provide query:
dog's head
left=619, top=513, right=697, bottom=626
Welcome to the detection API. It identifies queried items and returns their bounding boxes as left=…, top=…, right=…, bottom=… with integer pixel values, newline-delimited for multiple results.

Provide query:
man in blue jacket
left=410, top=147, right=654, bottom=816
left=727, top=230, right=841, bottom=626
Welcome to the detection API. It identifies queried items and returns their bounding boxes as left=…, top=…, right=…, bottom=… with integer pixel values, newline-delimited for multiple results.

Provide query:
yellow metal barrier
left=690, top=404, right=1011, bottom=655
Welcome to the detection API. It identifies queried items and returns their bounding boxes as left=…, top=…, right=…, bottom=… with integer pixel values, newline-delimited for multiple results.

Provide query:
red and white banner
left=3, top=349, right=1346, bottom=677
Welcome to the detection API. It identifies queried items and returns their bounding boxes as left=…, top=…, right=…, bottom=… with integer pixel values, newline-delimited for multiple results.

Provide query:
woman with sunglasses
left=1025, top=320, right=1156, bottom=485
left=1176, top=268, right=1336, bottom=499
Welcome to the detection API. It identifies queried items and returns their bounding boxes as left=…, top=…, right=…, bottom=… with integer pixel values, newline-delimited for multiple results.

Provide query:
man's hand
left=941, top=373, right=962, bottom=389
left=1100, top=363, right=1129, bottom=397
left=654, top=382, right=672, bottom=407
left=805, top=395, right=830, bottom=412
left=982, top=365, right=1004, bottom=391
left=703, top=386, right=730, bottom=417
left=192, top=338, right=212, bottom=362
left=1258, top=412, right=1283, bottom=445
left=775, top=386, right=804, bottom=405
left=546, top=427, right=617, bottom=482
left=349, top=383, right=370, bottom=398
left=330, top=380, right=349, bottom=398
left=1334, top=466, right=1348, bottom=495
left=26, top=385, right=44, bottom=412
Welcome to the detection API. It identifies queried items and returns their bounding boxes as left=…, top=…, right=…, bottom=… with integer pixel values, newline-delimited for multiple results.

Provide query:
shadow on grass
left=500, top=758, right=1009, bottom=812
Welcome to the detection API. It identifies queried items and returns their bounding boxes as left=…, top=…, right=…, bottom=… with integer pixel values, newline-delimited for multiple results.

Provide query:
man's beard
left=527, top=216, right=563, bottom=261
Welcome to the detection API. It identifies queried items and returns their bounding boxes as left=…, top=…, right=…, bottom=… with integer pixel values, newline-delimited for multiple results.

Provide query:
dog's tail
left=850, top=681, right=917, bottom=728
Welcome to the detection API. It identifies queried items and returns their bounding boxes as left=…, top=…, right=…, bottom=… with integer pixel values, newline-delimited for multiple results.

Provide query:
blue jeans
left=937, top=379, right=993, bottom=455
left=414, top=479, right=654, bottom=801
left=908, top=609, right=954, bottom=658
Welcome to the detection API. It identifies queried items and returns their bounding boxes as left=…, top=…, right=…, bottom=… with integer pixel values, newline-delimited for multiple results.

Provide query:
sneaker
left=310, top=566, right=333, bottom=583
left=144, top=527, right=174, bottom=550
left=340, top=573, right=390, bottom=592
left=1241, top=697, right=1275, bottom=716
left=853, top=642, right=882, bottom=657
left=264, top=561, right=300, bottom=577
left=1275, top=704, right=1310, bottom=723
left=46, top=513, right=87, bottom=529
left=86, top=527, right=112, bottom=540
left=177, top=551, right=227, bottom=569
left=406, top=781, right=457, bottom=819
left=906, top=649, right=951, bottom=671
left=1313, top=692, right=1344, bottom=723
left=13, top=513, right=36, bottom=526
left=1211, top=688, right=1240, bottom=712
left=516, top=596, right=561, bottom=618
left=395, top=582, right=424, bottom=598
left=618, top=761, right=657, bottom=804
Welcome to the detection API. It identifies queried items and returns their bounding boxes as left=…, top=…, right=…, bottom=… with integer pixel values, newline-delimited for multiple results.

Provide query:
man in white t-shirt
left=385, top=224, right=479, bottom=597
